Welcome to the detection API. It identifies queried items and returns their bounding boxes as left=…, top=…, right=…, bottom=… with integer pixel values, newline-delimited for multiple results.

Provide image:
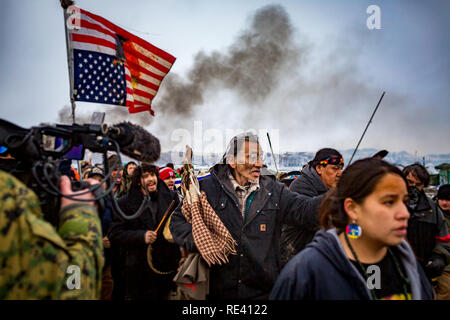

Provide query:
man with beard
left=403, top=164, right=450, bottom=285
left=159, top=167, right=177, bottom=191
left=108, top=163, right=181, bottom=300
left=170, top=132, right=322, bottom=300
left=280, top=148, right=344, bottom=267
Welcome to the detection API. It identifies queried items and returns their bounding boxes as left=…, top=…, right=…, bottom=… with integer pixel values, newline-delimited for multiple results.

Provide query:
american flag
left=68, top=6, right=175, bottom=115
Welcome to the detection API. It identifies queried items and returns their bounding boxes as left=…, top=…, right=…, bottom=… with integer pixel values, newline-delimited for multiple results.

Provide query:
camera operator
left=0, top=170, right=104, bottom=299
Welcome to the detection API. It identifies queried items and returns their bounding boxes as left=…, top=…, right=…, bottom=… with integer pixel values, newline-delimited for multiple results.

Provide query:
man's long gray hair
left=221, top=132, right=262, bottom=165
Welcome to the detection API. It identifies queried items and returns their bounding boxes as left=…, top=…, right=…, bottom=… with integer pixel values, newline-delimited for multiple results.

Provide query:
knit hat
left=160, top=167, right=176, bottom=181
left=310, top=148, right=344, bottom=167
left=437, top=184, right=450, bottom=200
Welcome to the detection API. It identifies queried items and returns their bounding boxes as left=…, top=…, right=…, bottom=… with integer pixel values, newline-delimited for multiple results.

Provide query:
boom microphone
left=0, top=119, right=40, bottom=161
left=107, top=121, right=161, bottom=163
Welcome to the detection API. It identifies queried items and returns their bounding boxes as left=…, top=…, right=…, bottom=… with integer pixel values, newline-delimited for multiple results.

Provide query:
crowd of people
left=78, top=156, right=183, bottom=300
left=0, top=132, right=449, bottom=300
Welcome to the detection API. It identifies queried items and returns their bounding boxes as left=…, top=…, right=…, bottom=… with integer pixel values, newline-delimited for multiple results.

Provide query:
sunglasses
left=319, top=157, right=344, bottom=166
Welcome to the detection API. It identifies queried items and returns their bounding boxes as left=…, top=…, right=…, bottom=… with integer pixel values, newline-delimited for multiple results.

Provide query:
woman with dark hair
left=270, top=157, right=433, bottom=300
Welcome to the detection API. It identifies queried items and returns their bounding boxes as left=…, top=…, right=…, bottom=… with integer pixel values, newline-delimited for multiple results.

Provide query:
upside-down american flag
left=68, top=6, right=175, bottom=115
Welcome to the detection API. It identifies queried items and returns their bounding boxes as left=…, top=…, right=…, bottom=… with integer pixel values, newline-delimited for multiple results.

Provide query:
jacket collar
left=302, top=165, right=328, bottom=194
left=414, top=191, right=432, bottom=212
left=211, top=163, right=276, bottom=226
left=323, top=229, right=424, bottom=300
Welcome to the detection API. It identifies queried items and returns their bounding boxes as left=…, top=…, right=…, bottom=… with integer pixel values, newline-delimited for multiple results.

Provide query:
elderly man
left=170, top=132, right=319, bottom=300
left=280, top=148, right=344, bottom=266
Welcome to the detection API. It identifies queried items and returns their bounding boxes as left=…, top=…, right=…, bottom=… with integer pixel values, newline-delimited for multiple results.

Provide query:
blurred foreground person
left=0, top=170, right=104, bottom=299
left=270, top=158, right=433, bottom=300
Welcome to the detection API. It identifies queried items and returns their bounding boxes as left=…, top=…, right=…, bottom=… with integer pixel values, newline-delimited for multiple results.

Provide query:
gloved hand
left=425, top=254, right=446, bottom=280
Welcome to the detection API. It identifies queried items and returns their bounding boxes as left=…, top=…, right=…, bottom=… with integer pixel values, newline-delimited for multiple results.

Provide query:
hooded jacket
left=270, top=229, right=433, bottom=300
left=280, top=165, right=328, bottom=266
left=170, top=164, right=319, bottom=300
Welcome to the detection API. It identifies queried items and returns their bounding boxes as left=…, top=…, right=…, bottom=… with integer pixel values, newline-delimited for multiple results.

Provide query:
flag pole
left=61, top=0, right=76, bottom=123
left=61, top=0, right=82, bottom=178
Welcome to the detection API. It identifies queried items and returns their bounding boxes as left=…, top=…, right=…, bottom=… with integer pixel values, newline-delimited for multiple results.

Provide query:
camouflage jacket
left=0, top=170, right=104, bottom=299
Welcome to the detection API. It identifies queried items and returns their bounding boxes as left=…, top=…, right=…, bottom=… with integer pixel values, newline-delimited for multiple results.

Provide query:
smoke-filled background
left=1, top=0, right=449, bottom=158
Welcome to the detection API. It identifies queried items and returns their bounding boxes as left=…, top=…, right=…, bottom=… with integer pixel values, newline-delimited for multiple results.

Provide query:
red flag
left=68, top=6, right=175, bottom=115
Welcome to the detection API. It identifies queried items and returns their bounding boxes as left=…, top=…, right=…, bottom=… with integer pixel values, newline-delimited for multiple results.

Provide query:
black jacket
left=170, top=164, right=319, bottom=300
left=270, top=229, right=433, bottom=300
left=407, top=191, right=450, bottom=275
left=280, top=165, right=328, bottom=266
left=109, top=179, right=181, bottom=299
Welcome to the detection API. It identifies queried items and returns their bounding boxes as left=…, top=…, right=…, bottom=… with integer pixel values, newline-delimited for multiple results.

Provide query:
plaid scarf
left=182, top=191, right=237, bottom=266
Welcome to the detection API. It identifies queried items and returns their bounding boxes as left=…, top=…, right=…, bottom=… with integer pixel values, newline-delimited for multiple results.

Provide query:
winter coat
left=108, top=179, right=181, bottom=299
left=170, top=164, right=320, bottom=300
left=270, top=229, right=433, bottom=300
left=280, top=165, right=328, bottom=266
left=407, top=191, right=450, bottom=277
left=101, top=200, right=113, bottom=268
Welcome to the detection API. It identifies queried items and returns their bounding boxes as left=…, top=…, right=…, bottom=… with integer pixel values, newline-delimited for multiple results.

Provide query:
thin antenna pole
left=348, top=91, right=386, bottom=165
left=267, top=132, right=279, bottom=174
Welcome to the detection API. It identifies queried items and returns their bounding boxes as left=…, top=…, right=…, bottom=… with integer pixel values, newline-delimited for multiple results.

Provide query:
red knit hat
left=159, top=167, right=176, bottom=181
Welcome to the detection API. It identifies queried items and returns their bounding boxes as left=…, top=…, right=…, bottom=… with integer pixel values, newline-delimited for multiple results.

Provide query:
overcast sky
left=0, top=0, right=449, bottom=157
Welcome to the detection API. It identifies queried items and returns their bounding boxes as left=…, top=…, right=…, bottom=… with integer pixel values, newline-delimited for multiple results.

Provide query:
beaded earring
left=346, top=220, right=362, bottom=239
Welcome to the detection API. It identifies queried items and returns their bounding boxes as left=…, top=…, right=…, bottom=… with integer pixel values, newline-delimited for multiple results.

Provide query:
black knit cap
left=311, top=148, right=343, bottom=166
left=437, top=184, right=450, bottom=200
